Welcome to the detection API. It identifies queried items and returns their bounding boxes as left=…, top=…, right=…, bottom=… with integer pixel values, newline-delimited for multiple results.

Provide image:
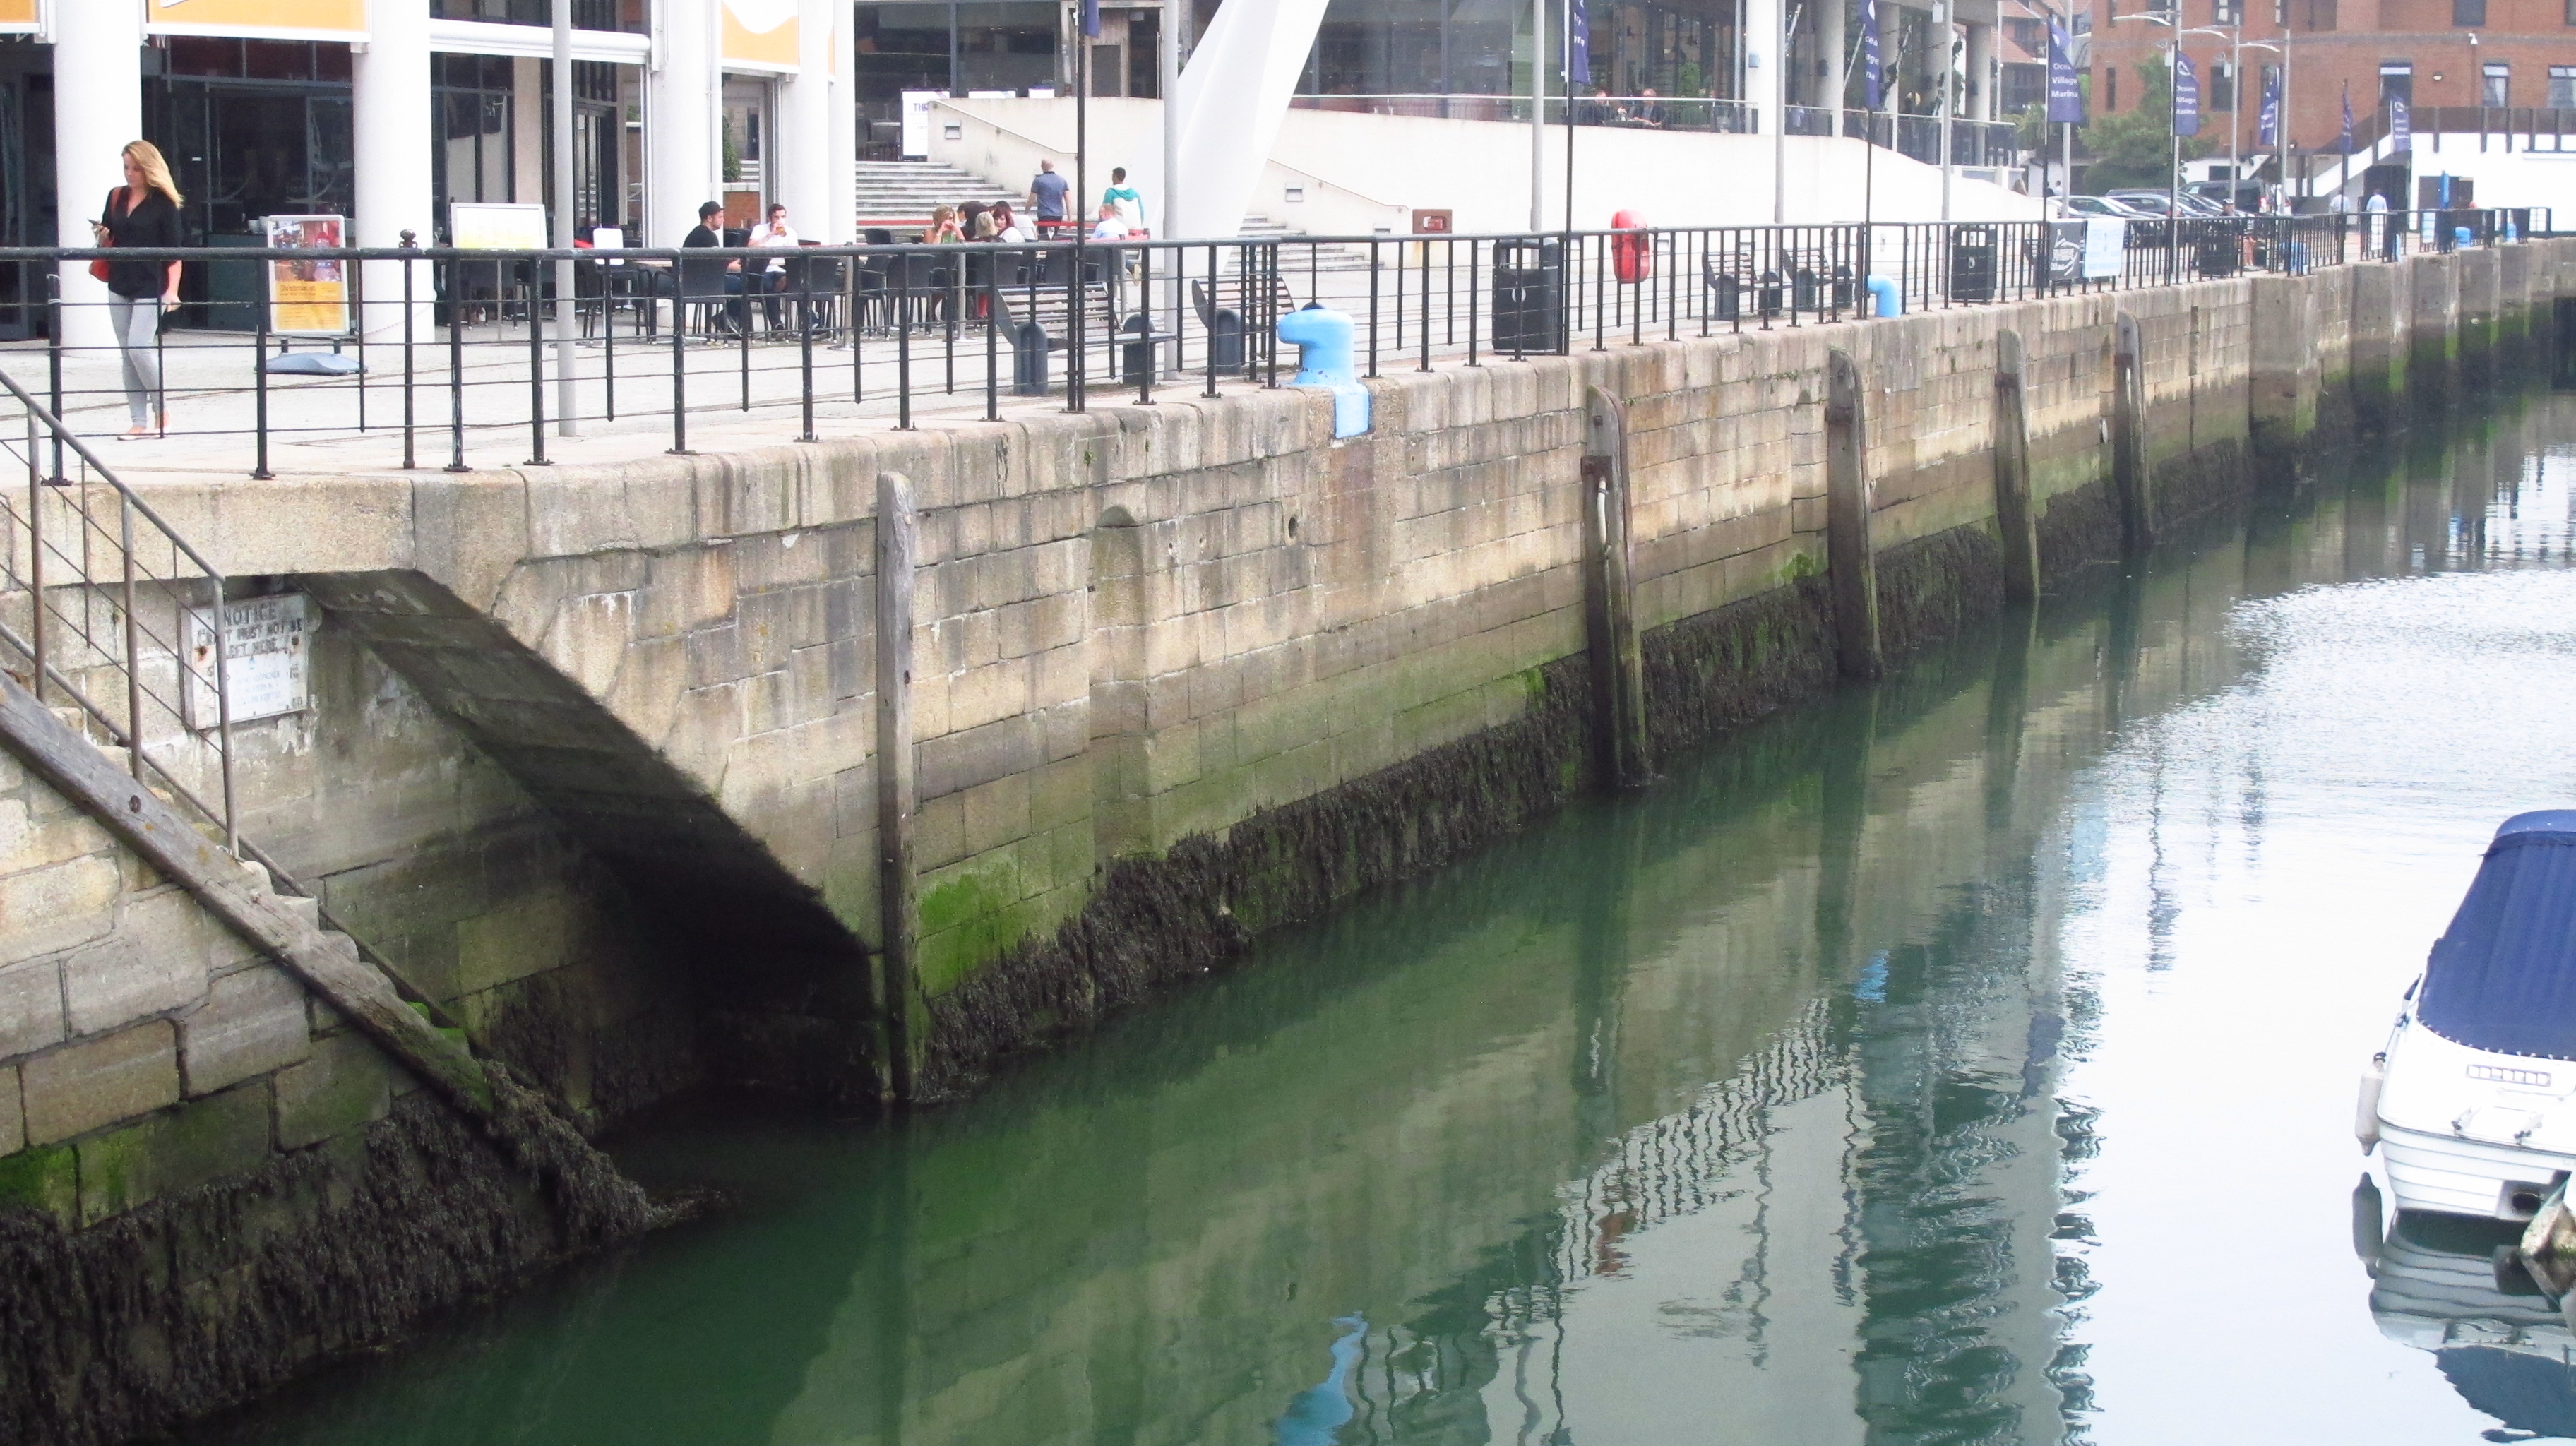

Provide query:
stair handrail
left=0, top=363, right=235, bottom=855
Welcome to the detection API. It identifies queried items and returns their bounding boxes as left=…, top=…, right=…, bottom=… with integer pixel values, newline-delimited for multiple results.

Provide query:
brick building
left=2086, top=0, right=2576, bottom=199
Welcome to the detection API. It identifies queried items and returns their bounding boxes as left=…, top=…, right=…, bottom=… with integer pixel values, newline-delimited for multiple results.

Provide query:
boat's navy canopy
left=2419, top=811, right=2576, bottom=1060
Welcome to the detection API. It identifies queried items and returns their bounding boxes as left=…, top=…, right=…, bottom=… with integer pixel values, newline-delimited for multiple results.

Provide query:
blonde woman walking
left=88, top=141, right=183, bottom=438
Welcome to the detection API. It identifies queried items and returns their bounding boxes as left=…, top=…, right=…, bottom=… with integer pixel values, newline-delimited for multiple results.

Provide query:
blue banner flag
left=1861, top=0, right=1883, bottom=110
left=2390, top=95, right=2411, bottom=152
left=2340, top=83, right=2354, bottom=154
left=2046, top=22, right=2084, bottom=124
left=1080, top=0, right=1099, bottom=38
left=2172, top=52, right=2200, bottom=137
left=1568, top=0, right=1592, bottom=88
left=2256, top=66, right=2281, bottom=148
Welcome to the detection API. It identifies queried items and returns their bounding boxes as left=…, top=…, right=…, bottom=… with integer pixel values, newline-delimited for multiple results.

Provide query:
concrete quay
left=0, top=236, right=2561, bottom=1446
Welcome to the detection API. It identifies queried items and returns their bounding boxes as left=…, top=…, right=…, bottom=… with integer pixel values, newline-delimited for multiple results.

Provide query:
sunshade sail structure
left=2419, top=811, right=2576, bottom=1059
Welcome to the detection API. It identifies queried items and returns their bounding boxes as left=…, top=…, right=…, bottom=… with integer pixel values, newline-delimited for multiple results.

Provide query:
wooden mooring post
left=873, top=470, right=919, bottom=1104
left=2111, top=313, right=2154, bottom=557
left=1581, top=386, right=1651, bottom=789
left=1825, top=349, right=1882, bottom=681
left=1991, top=328, right=2041, bottom=604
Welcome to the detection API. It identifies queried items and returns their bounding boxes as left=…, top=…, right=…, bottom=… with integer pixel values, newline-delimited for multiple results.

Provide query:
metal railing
left=0, top=365, right=235, bottom=854
left=1293, top=92, right=1759, bottom=133
left=0, top=209, right=2534, bottom=477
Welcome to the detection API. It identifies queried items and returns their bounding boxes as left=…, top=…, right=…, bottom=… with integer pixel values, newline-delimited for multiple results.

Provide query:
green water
left=208, top=401, right=2576, bottom=1445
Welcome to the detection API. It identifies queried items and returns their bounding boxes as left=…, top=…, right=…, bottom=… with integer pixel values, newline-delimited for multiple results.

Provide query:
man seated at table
left=680, top=201, right=746, bottom=335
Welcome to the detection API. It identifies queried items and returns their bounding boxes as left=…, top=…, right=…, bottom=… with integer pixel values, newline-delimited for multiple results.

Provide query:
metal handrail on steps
left=0, top=362, right=465, bottom=1031
left=0, top=364, right=236, bottom=856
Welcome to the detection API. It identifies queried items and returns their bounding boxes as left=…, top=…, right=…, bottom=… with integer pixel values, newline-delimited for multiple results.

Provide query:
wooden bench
left=986, top=251, right=1121, bottom=395
left=1188, top=273, right=1294, bottom=375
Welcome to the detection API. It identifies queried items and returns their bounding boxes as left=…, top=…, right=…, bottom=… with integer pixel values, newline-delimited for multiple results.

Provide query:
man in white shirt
left=747, top=202, right=800, bottom=331
left=1089, top=203, right=1130, bottom=241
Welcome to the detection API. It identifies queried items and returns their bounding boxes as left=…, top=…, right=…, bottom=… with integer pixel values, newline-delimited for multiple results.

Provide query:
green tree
left=2078, top=55, right=2211, bottom=192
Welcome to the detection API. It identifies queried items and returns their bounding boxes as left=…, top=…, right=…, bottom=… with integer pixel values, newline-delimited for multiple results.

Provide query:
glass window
left=429, top=0, right=643, bottom=31
left=2380, top=62, right=2411, bottom=107
left=2211, top=59, right=2234, bottom=110
left=2484, top=61, right=2509, bottom=105
left=2455, top=0, right=2486, bottom=25
left=2308, top=0, right=2336, bottom=30
left=2553, top=65, right=2576, bottom=107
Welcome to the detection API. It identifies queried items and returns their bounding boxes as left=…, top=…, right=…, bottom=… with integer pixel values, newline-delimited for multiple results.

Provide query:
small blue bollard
left=1866, top=275, right=1902, bottom=318
left=1277, top=304, right=1371, bottom=438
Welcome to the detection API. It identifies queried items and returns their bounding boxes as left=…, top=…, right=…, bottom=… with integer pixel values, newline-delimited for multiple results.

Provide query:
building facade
left=0, top=0, right=854, bottom=345
left=2085, top=0, right=2576, bottom=198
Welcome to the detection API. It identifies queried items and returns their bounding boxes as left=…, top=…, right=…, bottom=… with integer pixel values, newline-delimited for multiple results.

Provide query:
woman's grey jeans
left=106, top=294, right=163, bottom=428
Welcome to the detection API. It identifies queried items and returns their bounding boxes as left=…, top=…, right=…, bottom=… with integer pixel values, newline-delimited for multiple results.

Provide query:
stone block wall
left=0, top=751, right=408, bottom=1227
left=41, top=239, right=2568, bottom=1112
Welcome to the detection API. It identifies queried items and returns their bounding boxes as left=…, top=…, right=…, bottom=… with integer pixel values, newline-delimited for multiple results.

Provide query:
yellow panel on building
left=143, top=0, right=369, bottom=40
left=722, top=0, right=799, bottom=71
left=0, top=0, right=37, bottom=32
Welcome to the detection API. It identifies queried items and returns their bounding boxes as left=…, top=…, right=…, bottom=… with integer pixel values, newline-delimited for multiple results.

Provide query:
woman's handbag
left=89, top=188, right=125, bottom=283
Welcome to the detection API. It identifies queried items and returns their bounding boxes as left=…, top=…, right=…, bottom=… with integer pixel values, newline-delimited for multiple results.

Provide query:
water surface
left=207, top=402, right=2576, bottom=1445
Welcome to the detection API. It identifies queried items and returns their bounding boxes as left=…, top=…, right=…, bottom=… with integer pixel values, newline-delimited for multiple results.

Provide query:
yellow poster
left=0, top=0, right=37, bottom=35
left=146, top=0, right=368, bottom=40
left=265, top=215, right=350, bottom=335
left=722, top=0, right=799, bottom=71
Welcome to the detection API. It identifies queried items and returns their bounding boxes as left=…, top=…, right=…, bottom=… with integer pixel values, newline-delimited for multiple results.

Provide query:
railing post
left=253, top=279, right=275, bottom=479
left=25, top=412, right=42, bottom=705
left=45, top=271, right=61, bottom=484
left=447, top=256, right=470, bottom=472
left=400, top=231, right=418, bottom=470
left=668, top=272, right=691, bottom=455
left=1367, top=237, right=1381, bottom=378
left=1137, top=243, right=1157, bottom=406
left=119, top=498, right=143, bottom=779
left=799, top=261, right=818, bottom=442
left=524, top=270, right=549, bottom=466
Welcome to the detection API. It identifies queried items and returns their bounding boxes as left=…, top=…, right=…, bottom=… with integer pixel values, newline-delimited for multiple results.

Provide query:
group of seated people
left=678, top=198, right=833, bottom=337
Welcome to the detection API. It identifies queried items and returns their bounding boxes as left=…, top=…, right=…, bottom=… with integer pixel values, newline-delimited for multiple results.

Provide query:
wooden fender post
left=1581, top=385, right=1651, bottom=789
left=873, top=470, right=919, bottom=1103
left=1824, top=349, right=1882, bottom=681
left=2111, top=312, right=2154, bottom=556
left=1991, top=328, right=2041, bottom=604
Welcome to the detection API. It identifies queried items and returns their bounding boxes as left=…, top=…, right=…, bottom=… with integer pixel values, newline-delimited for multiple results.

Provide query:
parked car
left=2055, top=194, right=2159, bottom=221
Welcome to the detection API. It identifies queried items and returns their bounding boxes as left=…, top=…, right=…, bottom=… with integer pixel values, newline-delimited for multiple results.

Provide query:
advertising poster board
left=2083, top=219, right=2127, bottom=279
left=901, top=91, right=943, bottom=158
left=449, top=202, right=549, bottom=251
left=261, top=215, right=350, bottom=335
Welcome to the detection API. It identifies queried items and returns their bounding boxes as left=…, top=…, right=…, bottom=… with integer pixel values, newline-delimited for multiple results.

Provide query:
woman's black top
left=102, top=189, right=181, bottom=300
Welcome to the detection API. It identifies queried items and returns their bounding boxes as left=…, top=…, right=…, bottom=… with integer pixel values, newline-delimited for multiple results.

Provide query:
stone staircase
left=855, top=160, right=1017, bottom=231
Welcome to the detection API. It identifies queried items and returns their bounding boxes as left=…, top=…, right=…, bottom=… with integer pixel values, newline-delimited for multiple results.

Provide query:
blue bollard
left=1277, top=303, right=1371, bottom=438
left=1866, top=275, right=1902, bottom=318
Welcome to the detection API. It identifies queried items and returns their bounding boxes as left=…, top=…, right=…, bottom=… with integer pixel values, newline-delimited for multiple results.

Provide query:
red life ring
left=1612, top=209, right=1652, bottom=283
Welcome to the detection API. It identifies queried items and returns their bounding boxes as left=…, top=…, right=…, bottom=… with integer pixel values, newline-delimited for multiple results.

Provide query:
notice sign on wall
left=263, top=215, right=350, bottom=335
left=184, top=594, right=317, bottom=729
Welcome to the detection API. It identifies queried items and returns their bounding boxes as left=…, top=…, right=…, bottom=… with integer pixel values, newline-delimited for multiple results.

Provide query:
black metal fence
left=0, top=207, right=2536, bottom=477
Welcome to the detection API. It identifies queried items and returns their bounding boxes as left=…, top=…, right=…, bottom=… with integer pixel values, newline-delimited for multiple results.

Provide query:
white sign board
left=900, top=90, right=943, bottom=158
left=2083, top=219, right=2128, bottom=280
left=184, top=594, right=317, bottom=728
left=450, top=201, right=548, bottom=250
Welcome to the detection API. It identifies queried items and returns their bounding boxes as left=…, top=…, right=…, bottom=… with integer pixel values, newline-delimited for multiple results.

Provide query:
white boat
left=2368, top=810, right=2576, bottom=1222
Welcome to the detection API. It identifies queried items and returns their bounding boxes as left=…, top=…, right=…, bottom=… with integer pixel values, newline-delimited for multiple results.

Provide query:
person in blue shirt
left=1030, top=159, right=1071, bottom=232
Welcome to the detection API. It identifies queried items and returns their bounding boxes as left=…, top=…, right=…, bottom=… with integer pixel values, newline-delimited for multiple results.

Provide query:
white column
left=1820, top=0, right=1847, bottom=124
left=826, top=4, right=857, bottom=244
left=1744, top=0, right=1784, bottom=141
left=649, top=0, right=722, bottom=244
left=1964, top=20, right=1996, bottom=121
left=52, top=2, right=143, bottom=351
left=782, top=0, right=846, bottom=240
left=354, top=0, right=436, bottom=342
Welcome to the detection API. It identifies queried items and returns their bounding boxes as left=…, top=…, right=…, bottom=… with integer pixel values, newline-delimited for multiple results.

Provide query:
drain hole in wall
left=1288, top=515, right=1300, bottom=539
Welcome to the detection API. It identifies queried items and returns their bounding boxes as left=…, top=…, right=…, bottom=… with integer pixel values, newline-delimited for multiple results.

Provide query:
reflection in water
left=198, top=398, right=2576, bottom=1446
left=2371, top=1213, right=2576, bottom=1441
left=1275, top=1317, right=1368, bottom=1446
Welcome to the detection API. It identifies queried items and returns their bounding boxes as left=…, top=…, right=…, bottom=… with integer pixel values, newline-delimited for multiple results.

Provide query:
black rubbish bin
left=1121, top=313, right=1158, bottom=386
left=2193, top=224, right=2241, bottom=277
left=1491, top=239, right=1563, bottom=354
left=1948, top=225, right=1997, bottom=303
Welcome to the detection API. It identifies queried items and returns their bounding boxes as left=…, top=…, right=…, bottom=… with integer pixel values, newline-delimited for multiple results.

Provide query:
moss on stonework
left=916, top=654, right=1596, bottom=1100
left=0, top=1145, right=76, bottom=1224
